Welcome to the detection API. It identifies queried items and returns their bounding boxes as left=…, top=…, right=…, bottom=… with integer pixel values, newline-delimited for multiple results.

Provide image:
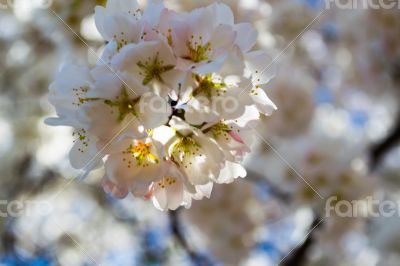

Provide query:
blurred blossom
left=183, top=180, right=268, bottom=264
left=268, top=1, right=317, bottom=42
left=13, top=181, right=140, bottom=266
left=259, top=63, right=316, bottom=138
left=252, top=129, right=373, bottom=210
left=368, top=214, right=400, bottom=266
left=0, top=117, right=13, bottom=154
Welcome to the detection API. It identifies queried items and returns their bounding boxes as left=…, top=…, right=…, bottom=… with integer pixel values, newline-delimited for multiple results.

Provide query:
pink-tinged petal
left=102, top=177, right=129, bottom=198
left=144, top=186, right=154, bottom=200
left=229, top=131, right=245, bottom=144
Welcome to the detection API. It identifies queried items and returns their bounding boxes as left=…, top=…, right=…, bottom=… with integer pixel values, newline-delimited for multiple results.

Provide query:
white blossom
left=46, top=0, right=276, bottom=210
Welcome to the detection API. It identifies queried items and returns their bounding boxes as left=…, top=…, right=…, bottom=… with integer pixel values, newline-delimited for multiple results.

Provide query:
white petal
left=44, top=117, right=72, bottom=127
left=112, top=41, right=176, bottom=86
left=245, top=50, right=277, bottom=85
left=191, top=56, right=226, bottom=75
left=166, top=181, right=185, bottom=210
left=86, top=101, right=144, bottom=142
left=185, top=97, right=217, bottom=125
left=234, top=23, right=258, bottom=52
left=250, top=88, right=277, bottom=116
left=99, top=40, right=119, bottom=64
left=94, top=6, right=107, bottom=38
left=215, top=87, right=247, bottom=120
left=228, top=105, right=260, bottom=128
left=217, top=161, right=247, bottom=184
left=209, top=24, right=236, bottom=56
left=152, top=186, right=168, bottom=211
left=219, top=50, right=246, bottom=77
left=184, top=155, right=212, bottom=185
left=211, top=3, right=234, bottom=26
left=105, top=141, right=162, bottom=193
left=136, top=93, right=172, bottom=129
left=103, top=15, right=142, bottom=44
left=183, top=135, right=224, bottom=185
left=192, top=182, right=213, bottom=200
left=187, top=5, right=215, bottom=42
left=152, top=126, right=176, bottom=145
left=142, top=0, right=164, bottom=27
left=106, top=0, right=140, bottom=14
left=168, top=116, right=193, bottom=136
left=69, top=135, right=101, bottom=171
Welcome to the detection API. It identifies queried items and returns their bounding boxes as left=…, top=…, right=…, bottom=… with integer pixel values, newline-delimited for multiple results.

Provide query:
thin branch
left=280, top=217, right=323, bottom=266
left=370, top=61, right=400, bottom=170
left=246, top=169, right=291, bottom=203
left=169, top=209, right=213, bottom=266
left=370, top=112, right=400, bottom=170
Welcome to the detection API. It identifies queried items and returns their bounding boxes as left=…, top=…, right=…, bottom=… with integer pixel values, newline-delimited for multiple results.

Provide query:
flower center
left=123, top=141, right=159, bottom=167
left=104, top=87, right=139, bottom=122
left=72, top=86, right=93, bottom=107
left=137, top=52, right=175, bottom=85
left=171, top=136, right=202, bottom=169
left=193, top=75, right=226, bottom=98
left=207, top=122, right=232, bottom=140
left=185, top=36, right=212, bottom=63
left=156, top=176, right=177, bottom=189
left=72, top=128, right=89, bottom=153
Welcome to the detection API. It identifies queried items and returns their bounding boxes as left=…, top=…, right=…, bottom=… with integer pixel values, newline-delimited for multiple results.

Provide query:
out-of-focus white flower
left=260, top=65, right=316, bottom=138
left=183, top=180, right=265, bottom=264
left=367, top=212, right=400, bottom=266
left=268, top=1, right=317, bottom=42
left=250, top=126, right=373, bottom=214
left=46, top=0, right=277, bottom=210
left=13, top=182, right=141, bottom=266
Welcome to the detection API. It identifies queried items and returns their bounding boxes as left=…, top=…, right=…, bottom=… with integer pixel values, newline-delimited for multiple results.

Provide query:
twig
left=280, top=217, right=323, bottom=266
left=169, top=209, right=213, bottom=266
left=370, top=112, right=400, bottom=170
left=246, top=169, right=291, bottom=202
left=370, top=60, right=400, bottom=170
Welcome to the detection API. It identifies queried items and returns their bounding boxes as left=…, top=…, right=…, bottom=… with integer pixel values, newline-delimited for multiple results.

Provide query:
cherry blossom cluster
left=46, top=0, right=276, bottom=211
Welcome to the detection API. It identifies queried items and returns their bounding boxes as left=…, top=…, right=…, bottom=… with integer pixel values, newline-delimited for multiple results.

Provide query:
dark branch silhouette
left=280, top=217, right=323, bottom=266
left=370, top=60, right=400, bottom=170
left=169, top=209, right=213, bottom=266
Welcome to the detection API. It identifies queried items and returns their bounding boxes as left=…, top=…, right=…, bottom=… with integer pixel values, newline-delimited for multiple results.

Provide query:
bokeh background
left=0, top=0, right=400, bottom=265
